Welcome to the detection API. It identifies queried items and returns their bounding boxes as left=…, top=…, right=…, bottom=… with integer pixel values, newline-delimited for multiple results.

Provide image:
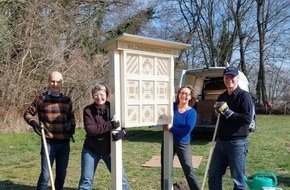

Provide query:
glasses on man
left=93, top=93, right=106, bottom=98
left=179, top=92, right=191, bottom=97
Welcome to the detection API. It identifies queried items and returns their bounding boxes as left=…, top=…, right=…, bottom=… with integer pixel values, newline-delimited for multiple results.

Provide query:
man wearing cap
left=208, top=66, right=253, bottom=190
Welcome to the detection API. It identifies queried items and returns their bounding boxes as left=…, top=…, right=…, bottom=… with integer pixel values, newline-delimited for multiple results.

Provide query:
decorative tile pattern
left=126, top=54, right=139, bottom=75
left=142, top=105, right=154, bottom=123
left=122, top=52, right=173, bottom=127
left=141, top=56, right=154, bottom=75
left=126, top=105, right=139, bottom=124
left=127, top=80, right=139, bottom=100
left=142, top=81, right=154, bottom=100
left=156, top=82, right=168, bottom=100
left=157, top=57, right=169, bottom=76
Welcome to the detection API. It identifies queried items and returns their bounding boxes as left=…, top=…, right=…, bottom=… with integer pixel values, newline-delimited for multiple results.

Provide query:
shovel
left=41, top=127, right=55, bottom=190
left=201, top=113, right=221, bottom=190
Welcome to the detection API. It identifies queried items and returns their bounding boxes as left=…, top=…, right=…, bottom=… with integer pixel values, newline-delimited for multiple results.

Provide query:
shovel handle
left=201, top=114, right=221, bottom=190
left=41, top=128, right=55, bottom=190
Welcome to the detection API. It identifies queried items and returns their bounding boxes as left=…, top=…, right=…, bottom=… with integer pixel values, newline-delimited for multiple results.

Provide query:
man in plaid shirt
left=24, top=71, right=75, bottom=190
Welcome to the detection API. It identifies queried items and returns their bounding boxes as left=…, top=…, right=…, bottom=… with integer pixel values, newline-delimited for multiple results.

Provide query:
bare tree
left=0, top=0, right=152, bottom=131
left=172, top=0, right=255, bottom=69
left=227, top=0, right=255, bottom=76
left=255, top=0, right=290, bottom=106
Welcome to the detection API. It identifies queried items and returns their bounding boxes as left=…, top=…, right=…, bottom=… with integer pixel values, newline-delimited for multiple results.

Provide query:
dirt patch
left=142, top=155, right=202, bottom=168
left=173, top=181, right=189, bottom=190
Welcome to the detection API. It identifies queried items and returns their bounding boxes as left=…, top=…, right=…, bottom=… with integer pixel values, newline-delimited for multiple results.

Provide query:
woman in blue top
left=162, top=85, right=201, bottom=190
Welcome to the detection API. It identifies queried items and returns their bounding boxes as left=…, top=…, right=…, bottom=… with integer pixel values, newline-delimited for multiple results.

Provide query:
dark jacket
left=217, top=86, right=253, bottom=140
left=82, top=101, right=112, bottom=156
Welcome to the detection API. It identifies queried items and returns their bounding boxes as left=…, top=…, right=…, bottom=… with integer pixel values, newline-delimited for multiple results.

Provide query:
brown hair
left=175, top=85, right=198, bottom=107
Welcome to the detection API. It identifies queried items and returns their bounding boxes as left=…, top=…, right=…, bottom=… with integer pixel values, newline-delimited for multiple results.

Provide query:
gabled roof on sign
left=100, top=33, right=190, bottom=50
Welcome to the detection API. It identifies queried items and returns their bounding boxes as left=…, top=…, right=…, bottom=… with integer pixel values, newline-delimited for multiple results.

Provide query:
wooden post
left=163, top=124, right=173, bottom=190
left=110, top=51, right=123, bottom=190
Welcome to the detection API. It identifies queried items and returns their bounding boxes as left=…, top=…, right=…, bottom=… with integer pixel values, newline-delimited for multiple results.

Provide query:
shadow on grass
left=125, top=127, right=163, bottom=143
left=277, top=175, right=290, bottom=187
left=125, top=127, right=213, bottom=145
left=0, top=180, right=35, bottom=190
left=0, top=180, right=77, bottom=190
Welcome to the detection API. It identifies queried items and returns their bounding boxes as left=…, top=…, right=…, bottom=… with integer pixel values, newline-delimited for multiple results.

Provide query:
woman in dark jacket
left=78, top=83, right=129, bottom=190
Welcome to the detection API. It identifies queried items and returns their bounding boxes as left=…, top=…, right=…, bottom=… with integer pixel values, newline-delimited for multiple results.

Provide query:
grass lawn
left=0, top=115, right=289, bottom=189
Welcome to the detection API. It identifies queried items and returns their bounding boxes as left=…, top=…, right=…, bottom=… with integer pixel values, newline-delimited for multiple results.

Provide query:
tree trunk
left=256, top=0, right=267, bottom=106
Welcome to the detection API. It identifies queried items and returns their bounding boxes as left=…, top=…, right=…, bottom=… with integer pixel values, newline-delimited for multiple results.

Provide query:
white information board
left=100, top=33, right=190, bottom=190
left=101, top=33, right=189, bottom=128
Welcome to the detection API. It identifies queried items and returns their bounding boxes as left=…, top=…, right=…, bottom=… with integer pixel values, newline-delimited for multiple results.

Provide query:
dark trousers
left=37, top=140, right=70, bottom=190
left=161, top=142, right=201, bottom=190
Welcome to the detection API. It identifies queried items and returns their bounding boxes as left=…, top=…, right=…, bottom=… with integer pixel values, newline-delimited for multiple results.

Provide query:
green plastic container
left=244, top=172, right=278, bottom=190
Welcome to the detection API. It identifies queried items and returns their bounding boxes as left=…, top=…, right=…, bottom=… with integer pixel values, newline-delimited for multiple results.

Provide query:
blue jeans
left=208, top=138, right=248, bottom=190
left=78, top=147, right=130, bottom=190
left=37, top=140, right=70, bottom=190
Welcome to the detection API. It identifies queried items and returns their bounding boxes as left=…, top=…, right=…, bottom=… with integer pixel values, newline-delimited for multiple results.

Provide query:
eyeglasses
left=93, top=93, right=106, bottom=98
left=179, top=92, right=191, bottom=97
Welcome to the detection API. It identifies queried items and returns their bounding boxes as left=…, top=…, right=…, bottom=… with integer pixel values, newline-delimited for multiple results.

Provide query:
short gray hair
left=91, top=83, right=109, bottom=96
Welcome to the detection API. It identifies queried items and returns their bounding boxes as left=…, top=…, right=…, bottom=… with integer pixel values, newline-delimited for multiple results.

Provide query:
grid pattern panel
left=123, top=52, right=173, bottom=127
